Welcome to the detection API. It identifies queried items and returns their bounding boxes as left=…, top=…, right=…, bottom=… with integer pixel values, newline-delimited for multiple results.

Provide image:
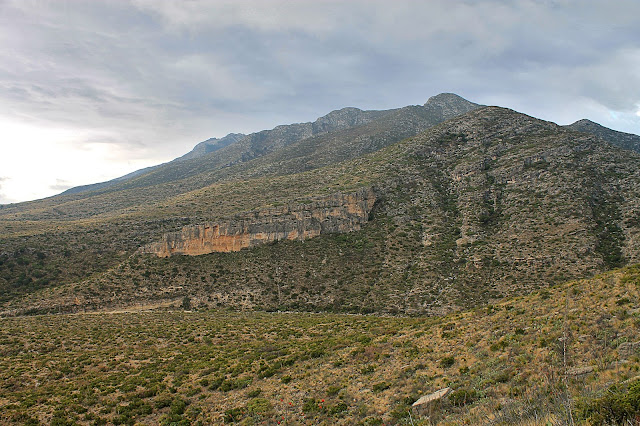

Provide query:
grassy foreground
left=1, top=265, right=639, bottom=425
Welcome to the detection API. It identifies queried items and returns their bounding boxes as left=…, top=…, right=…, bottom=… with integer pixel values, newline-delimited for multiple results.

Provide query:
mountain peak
left=311, top=106, right=378, bottom=133
left=422, top=92, right=483, bottom=121
left=177, top=133, right=246, bottom=162
left=424, top=92, right=469, bottom=105
left=570, top=118, right=599, bottom=127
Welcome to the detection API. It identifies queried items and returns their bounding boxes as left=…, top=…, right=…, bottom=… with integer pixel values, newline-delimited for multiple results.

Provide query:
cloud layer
left=0, top=0, right=639, bottom=203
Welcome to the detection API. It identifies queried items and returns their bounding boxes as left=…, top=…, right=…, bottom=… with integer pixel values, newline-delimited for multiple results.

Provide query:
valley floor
left=1, top=265, right=639, bottom=425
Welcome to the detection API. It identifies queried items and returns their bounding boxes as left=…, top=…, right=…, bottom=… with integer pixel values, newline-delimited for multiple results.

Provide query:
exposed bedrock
left=141, top=187, right=376, bottom=257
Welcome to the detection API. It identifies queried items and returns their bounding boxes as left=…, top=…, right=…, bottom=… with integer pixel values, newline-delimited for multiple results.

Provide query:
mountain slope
left=60, top=164, right=161, bottom=196
left=4, top=105, right=640, bottom=316
left=566, top=118, right=640, bottom=153
left=0, top=94, right=480, bottom=221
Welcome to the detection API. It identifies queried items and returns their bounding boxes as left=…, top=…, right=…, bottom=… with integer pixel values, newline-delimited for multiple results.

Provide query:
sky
left=1, top=0, right=639, bottom=204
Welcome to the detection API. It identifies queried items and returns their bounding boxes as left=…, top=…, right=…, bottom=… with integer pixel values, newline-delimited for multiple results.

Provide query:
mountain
left=566, top=118, right=640, bottom=153
left=2, top=94, right=640, bottom=317
left=10, top=93, right=481, bottom=220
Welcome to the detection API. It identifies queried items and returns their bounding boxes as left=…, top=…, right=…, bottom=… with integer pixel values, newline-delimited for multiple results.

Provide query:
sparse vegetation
left=1, top=265, right=639, bottom=424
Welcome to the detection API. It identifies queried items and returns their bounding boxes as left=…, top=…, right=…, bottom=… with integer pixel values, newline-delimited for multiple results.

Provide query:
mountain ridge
left=47, top=94, right=479, bottom=201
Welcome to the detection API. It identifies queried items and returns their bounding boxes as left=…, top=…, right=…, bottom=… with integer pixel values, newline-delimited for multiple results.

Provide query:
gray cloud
left=1, top=0, right=639, bottom=165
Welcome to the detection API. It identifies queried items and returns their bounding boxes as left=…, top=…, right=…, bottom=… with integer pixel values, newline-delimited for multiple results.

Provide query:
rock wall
left=141, top=187, right=376, bottom=257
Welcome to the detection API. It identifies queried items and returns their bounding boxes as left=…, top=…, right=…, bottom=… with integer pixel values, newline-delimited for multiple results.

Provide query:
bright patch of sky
left=0, top=119, right=159, bottom=203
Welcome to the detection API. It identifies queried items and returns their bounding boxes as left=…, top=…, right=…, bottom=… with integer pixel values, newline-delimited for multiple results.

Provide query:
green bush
left=302, top=398, right=320, bottom=413
left=246, top=398, right=272, bottom=415
left=372, top=382, right=390, bottom=393
left=439, top=356, right=455, bottom=368
left=281, top=375, right=292, bottom=384
left=577, top=380, right=640, bottom=425
left=223, top=407, right=244, bottom=423
left=246, top=388, right=262, bottom=398
left=449, top=388, right=479, bottom=406
left=169, top=397, right=188, bottom=415
left=329, top=401, right=348, bottom=414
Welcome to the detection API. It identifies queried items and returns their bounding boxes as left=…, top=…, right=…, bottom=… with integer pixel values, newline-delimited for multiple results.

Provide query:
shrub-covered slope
left=1, top=264, right=639, bottom=424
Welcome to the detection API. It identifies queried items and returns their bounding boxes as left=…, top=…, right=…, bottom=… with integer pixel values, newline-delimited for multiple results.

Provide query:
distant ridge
left=61, top=164, right=161, bottom=195
left=566, top=118, right=640, bottom=153
left=176, top=133, right=246, bottom=162
left=61, top=133, right=246, bottom=196
left=58, top=93, right=482, bottom=199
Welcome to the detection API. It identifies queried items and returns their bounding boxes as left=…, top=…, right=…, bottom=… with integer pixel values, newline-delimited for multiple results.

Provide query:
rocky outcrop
left=412, top=388, right=451, bottom=413
left=141, top=188, right=376, bottom=257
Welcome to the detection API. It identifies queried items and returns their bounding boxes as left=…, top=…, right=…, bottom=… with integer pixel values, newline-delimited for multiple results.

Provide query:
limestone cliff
left=141, top=188, right=376, bottom=257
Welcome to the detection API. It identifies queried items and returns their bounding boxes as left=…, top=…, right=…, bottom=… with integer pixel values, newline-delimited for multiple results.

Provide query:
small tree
left=181, top=296, right=192, bottom=310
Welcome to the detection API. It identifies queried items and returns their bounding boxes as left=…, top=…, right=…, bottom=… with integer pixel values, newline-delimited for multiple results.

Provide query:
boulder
left=412, top=387, right=451, bottom=412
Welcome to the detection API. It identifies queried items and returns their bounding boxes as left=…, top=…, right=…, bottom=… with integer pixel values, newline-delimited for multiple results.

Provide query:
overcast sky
left=1, top=0, right=639, bottom=204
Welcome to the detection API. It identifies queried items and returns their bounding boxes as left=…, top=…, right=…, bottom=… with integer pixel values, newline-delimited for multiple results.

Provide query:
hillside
left=2, top=102, right=640, bottom=316
left=1, top=264, right=638, bottom=424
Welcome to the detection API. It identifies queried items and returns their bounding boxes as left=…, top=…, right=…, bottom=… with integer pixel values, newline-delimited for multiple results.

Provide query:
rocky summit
left=1, top=94, right=639, bottom=317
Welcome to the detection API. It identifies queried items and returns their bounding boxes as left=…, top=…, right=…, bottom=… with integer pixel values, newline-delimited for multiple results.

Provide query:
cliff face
left=141, top=188, right=376, bottom=257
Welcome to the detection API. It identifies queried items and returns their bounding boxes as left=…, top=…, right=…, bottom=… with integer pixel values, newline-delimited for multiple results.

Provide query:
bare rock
left=567, top=366, right=595, bottom=376
left=618, top=341, right=640, bottom=358
left=412, top=387, right=451, bottom=412
left=141, top=187, right=376, bottom=257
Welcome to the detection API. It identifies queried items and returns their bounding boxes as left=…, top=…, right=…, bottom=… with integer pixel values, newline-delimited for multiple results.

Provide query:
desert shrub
left=360, top=364, right=376, bottom=374
left=246, top=388, right=262, bottom=398
left=372, top=382, right=390, bottom=393
left=327, top=385, right=342, bottom=396
left=246, top=398, right=272, bottom=415
left=302, top=398, right=320, bottom=413
left=169, top=397, right=188, bottom=415
left=576, top=380, right=640, bottom=425
left=223, top=407, right=244, bottom=423
left=281, top=375, right=292, bottom=384
left=329, top=401, right=348, bottom=414
left=439, top=356, right=455, bottom=368
left=449, top=388, right=479, bottom=406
